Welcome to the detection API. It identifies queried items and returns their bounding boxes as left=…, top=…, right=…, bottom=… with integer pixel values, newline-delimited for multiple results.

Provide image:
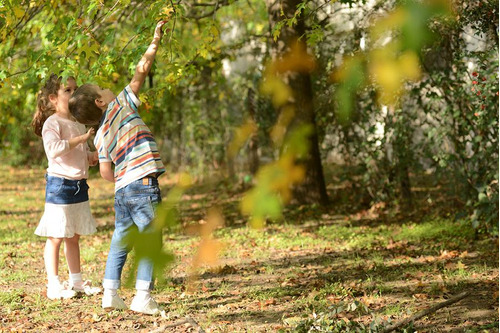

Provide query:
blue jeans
left=103, top=177, right=162, bottom=291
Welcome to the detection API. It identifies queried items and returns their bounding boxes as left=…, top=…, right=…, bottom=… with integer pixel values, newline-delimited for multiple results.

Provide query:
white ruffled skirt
left=35, top=201, right=97, bottom=238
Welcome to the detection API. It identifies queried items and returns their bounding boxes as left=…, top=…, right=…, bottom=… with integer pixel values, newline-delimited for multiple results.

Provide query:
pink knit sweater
left=42, top=114, right=92, bottom=180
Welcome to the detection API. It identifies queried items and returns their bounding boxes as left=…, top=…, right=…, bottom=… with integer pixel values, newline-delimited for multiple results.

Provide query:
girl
left=32, top=74, right=101, bottom=299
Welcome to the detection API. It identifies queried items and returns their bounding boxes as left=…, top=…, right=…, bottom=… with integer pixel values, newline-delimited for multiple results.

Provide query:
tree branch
left=183, top=0, right=236, bottom=20
left=381, top=292, right=469, bottom=333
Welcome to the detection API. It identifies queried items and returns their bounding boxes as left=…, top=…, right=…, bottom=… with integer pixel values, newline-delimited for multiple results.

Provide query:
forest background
left=0, top=0, right=498, bottom=232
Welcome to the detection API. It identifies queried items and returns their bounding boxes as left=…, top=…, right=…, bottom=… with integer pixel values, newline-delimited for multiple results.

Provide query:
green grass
left=0, top=289, right=25, bottom=311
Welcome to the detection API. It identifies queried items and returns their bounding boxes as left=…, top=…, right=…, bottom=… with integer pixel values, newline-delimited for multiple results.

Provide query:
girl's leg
left=44, top=237, right=76, bottom=299
left=64, top=234, right=81, bottom=274
left=64, top=234, right=101, bottom=295
left=44, top=237, right=63, bottom=281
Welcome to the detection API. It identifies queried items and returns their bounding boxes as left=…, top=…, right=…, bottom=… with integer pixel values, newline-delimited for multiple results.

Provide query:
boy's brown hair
left=69, top=84, right=103, bottom=125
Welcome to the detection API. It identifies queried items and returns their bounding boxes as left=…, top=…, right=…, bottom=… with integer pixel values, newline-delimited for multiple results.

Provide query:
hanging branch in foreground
left=381, top=292, right=470, bottom=333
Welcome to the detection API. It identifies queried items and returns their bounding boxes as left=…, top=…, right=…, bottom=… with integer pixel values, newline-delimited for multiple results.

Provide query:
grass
left=0, top=164, right=498, bottom=332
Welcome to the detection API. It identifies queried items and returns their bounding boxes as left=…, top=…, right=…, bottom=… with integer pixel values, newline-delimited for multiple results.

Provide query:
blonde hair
left=32, top=74, right=61, bottom=137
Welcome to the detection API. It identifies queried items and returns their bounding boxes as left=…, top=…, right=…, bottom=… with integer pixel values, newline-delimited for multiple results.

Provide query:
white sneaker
left=47, top=284, right=77, bottom=300
left=102, top=293, right=127, bottom=310
left=130, top=294, right=161, bottom=315
left=69, top=280, right=102, bottom=295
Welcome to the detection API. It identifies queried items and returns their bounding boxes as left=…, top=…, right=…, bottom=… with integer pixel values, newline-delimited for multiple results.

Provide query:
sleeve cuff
left=124, top=85, right=141, bottom=109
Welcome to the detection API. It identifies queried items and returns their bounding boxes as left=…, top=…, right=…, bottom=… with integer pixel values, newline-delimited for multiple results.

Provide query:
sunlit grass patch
left=316, top=223, right=394, bottom=251
left=1, top=268, right=32, bottom=283
left=0, top=223, right=38, bottom=244
left=395, top=218, right=475, bottom=243
left=0, top=289, right=25, bottom=311
left=382, top=302, right=405, bottom=316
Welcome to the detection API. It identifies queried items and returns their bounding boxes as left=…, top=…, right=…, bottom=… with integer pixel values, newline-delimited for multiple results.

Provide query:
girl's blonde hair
left=32, top=74, right=62, bottom=137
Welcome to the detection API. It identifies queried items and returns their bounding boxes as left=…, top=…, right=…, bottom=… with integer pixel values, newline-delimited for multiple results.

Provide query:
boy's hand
left=154, top=20, right=168, bottom=41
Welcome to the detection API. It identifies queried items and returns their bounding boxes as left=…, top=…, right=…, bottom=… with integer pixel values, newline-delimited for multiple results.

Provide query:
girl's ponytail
left=32, top=74, right=61, bottom=137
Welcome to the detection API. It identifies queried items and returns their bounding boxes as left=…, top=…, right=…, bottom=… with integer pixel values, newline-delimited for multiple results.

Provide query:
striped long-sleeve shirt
left=94, top=85, right=165, bottom=192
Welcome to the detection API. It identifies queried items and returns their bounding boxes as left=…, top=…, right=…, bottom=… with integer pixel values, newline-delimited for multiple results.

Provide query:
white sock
left=104, top=288, right=118, bottom=297
left=70, top=272, right=83, bottom=285
left=135, top=289, right=150, bottom=301
left=47, top=275, right=60, bottom=287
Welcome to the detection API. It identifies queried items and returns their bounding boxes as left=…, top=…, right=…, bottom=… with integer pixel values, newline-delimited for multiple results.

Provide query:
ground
left=0, top=165, right=498, bottom=332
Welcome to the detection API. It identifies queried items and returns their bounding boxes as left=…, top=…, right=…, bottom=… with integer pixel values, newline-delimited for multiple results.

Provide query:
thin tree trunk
left=399, top=164, right=413, bottom=208
left=247, top=88, right=260, bottom=175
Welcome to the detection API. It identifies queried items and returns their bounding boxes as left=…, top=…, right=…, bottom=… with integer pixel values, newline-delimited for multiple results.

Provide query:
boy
left=69, top=20, right=167, bottom=314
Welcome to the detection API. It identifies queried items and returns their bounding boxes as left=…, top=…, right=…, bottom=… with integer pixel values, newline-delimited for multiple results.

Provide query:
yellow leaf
left=200, top=207, right=224, bottom=237
left=270, top=40, right=316, bottom=74
left=399, top=50, right=421, bottom=81
left=260, top=76, right=292, bottom=107
left=57, top=40, right=70, bottom=55
left=13, top=6, right=24, bottom=19
left=255, top=23, right=265, bottom=34
left=240, top=188, right=258, bottom=215
left=270, top=105, right=294, bottom=145
left=249, top=216, right=265, bottom=229
left=194, top=238, right=222, bottom=267
left=227, top=119, right=257, bottom=158
left=370, top=8, right=408, bottom=40
left=78, top=41, right=100, bottom=59
left=162, top=6, right=174, bottom=18
left=210, top=25, right=219, bottom=38
left=199, top=48, right=208, bottom=59
left=177, top=172, right=192, bottom=188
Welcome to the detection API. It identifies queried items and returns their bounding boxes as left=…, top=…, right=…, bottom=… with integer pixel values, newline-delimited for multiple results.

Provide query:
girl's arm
left=88, top=151, right=99, bottom=166
left=129, top=20, right=167, bottom=96
left=68, top=128, right=94, bottom=150
left=43, top=122, right=93, bottom=158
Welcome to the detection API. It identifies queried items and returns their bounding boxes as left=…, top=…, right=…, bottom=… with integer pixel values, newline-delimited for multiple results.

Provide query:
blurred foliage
left=123, top=172, right=192, bottom=287
left=238, top=40, right=315, bottom=228
left=331, top=0, right=452, bottom=124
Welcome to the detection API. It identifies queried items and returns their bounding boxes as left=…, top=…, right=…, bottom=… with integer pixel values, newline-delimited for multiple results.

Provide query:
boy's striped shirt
left=94, top=85, right=165, bottom=192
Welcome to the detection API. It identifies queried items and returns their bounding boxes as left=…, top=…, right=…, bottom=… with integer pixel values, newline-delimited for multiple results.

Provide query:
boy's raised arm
left=129, top=20, right=167, bottom=96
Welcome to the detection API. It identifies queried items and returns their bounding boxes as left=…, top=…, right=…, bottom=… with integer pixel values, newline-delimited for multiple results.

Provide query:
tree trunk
left=247, top=88, right=260, bottom=175
left=399, top=164, right=413, bottom=209
left=265, top=0, right=329, bottom=205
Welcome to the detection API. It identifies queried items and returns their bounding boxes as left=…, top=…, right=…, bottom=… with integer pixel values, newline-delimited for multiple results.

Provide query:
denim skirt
left=35, top=174, right=97, bottom=238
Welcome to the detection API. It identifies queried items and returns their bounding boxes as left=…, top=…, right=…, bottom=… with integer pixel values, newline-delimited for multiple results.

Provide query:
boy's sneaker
left=47, top=284, right=77, bottom=300
left=130, top=294, right=161, bottom=315
left=102, top=293, right=127, bottom=310
left=68, top=280, right=102, bottom=295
